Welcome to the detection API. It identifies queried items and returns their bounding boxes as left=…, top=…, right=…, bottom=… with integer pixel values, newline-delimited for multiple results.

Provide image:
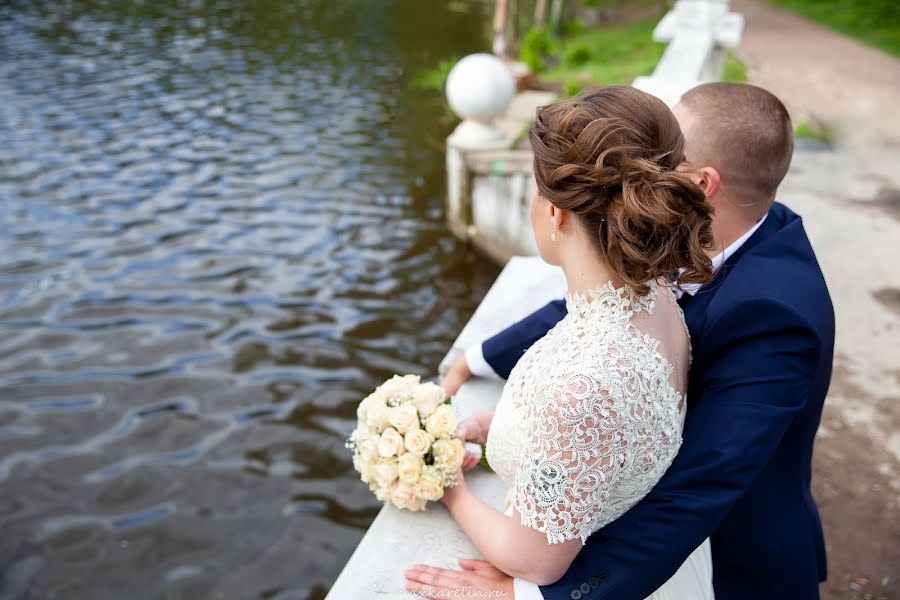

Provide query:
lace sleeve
left=512, top=366, right=628, bottom=545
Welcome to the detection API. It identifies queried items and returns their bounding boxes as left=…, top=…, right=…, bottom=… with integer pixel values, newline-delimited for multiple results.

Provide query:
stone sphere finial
left=445, top=54, right=516, bottom=123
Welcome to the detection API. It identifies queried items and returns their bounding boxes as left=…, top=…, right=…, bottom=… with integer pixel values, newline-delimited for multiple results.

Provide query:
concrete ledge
left=326, top=257, right=566, bottom=599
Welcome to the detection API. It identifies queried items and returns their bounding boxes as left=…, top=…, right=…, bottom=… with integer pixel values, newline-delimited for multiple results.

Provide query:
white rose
left=377, top=427, right=404, bottom=458
left=366, top=398, right=390, bottom=431
left=433, top=438, right=465, bottom=473
left=356, top=395, right=372, bottom=422
left=404, top=428, right=432, bottom=455
left=388, top=402, right=420, bottom=434
left=414, top=470, right=445, bottom=502
left=390, top=482, right=416, bottom=510
left=425, top=404, right=457, bottom=439
left=407, top=494, right=428, bottom=512
left=353, top=422, right=373, bottom=440
left=359, top=437, right=380, bottom=462
left=353, top=455, right=374, bottom=484
left=373, top=483, right=391, bottom=503
left=374, top=459, right=399, bottom=488
left=377, top=374, right=421, bottom=403
left=412, top=382, right=446, bottom=417
left=397, top=452, right=424, bottom=484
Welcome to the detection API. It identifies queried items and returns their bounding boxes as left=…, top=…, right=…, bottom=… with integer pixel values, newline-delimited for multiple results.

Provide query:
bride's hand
left=456, top=411, right=493, bottom=472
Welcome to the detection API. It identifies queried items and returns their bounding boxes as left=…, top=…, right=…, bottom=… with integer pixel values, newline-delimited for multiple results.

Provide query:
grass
left=543, top=20, right=749, bottom=97
left=794, top=120, right=833, bottom=145
left=542, top=19, right=667, bottom=96
left=412, top=14, right=750, bottom=98
left=768, top=0, right=900, bottom=57
left=723, top=50, right=748, bottom=83
left=411, top=57, right=460, bottom=91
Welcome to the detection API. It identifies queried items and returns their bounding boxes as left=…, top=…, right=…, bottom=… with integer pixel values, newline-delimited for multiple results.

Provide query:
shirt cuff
left=514, top=578, right=544, bottom=600
left=464, top=344, right=499, bottom=379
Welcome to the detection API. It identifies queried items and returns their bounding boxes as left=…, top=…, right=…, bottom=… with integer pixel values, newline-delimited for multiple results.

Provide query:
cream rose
left=406, top=494, right=428, bottom=512
left=353, top=454, right=374, bottom=484
left=374, top=459, right=399, bottom=488
left=377, top=374, right=421, bottom=403
left=404, top=428, right=432, bottom=455
left=388, top=402, right=420, bottom=434
left=412, top=382, right=446, bottom=416
left=433, top=438, right=465, bottom=472
left=377, top=427, right=404, bottom=458
left=390, top=482, right=416, bottom=510
left=353, top=422, right=373, bottom=440
left=373, top=483, right=391, bottom=503
left=365, top=397, right=390, bottom=431
left=358, top=437, right=380, bottom=462
left=425, top=404, right=457, bottom=439
left=414, top=471, right=445, bottom=502
left=397, top=452, right=424, bottom=484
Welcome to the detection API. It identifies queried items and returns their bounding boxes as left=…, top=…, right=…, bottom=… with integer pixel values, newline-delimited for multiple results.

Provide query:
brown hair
left=529, top=86, right=715, bottom=295
left=679, top=82, right=793, bottom=209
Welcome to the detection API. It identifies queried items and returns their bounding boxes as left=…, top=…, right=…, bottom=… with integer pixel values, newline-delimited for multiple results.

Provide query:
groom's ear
left=692, top=166, right=722, bottom=200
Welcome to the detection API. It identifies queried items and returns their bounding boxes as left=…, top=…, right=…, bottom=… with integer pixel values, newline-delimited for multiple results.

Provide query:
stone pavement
left=733, top=0, right=900, bottom=144
left=733, top=2, right=900, bottom=598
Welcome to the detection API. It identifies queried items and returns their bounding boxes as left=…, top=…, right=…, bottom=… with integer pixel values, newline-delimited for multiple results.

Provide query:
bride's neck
left=558, top=241, right=625, bottom=297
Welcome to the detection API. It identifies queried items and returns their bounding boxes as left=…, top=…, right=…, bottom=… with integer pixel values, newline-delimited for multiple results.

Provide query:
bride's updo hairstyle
left=529, top=86, right=715, bottom=295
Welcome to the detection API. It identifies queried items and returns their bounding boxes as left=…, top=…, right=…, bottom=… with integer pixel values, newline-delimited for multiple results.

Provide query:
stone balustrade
left=325, top=257, right=566, bottom=599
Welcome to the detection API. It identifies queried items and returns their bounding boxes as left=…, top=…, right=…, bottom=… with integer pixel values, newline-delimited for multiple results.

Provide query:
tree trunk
left=493, top=0, right=509, bottom=58
left=534, top=0, right=547, bottom=30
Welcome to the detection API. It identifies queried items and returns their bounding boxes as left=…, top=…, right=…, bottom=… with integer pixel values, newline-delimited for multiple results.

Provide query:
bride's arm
left=441, top=485, right=581, bottom=586
left=443, top=380, right=623, bottom=586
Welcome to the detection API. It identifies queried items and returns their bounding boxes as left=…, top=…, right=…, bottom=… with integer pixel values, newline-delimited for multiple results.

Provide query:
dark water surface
left=0, top=1, right=499, bottom=598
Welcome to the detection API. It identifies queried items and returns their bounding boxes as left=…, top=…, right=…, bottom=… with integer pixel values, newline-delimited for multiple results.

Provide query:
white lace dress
left=485, top=281, right=713, bottom=599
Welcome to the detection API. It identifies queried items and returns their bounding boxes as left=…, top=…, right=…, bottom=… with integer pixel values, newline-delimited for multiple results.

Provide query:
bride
left=411, top=86, right=717, bottom=598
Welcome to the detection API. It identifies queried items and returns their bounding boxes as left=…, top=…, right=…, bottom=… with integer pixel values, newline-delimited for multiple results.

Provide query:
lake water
left=0, top=1, right=500, bottom=598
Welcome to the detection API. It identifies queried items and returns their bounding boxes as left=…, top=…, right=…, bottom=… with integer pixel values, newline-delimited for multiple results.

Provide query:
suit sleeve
left=538, top=298, right=822, bottom=600
left=481, top=299, right=567, bottom=379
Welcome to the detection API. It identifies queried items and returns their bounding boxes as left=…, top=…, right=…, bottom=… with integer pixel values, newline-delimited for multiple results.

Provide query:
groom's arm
left=532, top=298, right=822, bottom=600
left=474, top=299, right=567, bottom=379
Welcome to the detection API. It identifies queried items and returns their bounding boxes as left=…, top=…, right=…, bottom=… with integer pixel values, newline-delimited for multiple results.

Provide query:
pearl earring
left=551, top=231, right=558, bottom=241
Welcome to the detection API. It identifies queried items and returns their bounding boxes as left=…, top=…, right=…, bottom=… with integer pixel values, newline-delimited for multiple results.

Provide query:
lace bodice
left=485, top=280, right=688, bottom=545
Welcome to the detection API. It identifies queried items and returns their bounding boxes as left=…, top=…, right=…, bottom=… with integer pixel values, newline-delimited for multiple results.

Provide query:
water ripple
left=0, top=0, right=497, bottom=597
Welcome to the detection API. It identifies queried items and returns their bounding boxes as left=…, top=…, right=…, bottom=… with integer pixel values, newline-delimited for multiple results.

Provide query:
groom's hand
left=406, top=558, right=514, bottom=598
left=440, top=353, right=471, bottom=397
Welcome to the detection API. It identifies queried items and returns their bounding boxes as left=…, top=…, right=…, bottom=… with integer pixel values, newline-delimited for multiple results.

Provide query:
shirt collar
left=679, top=212, right=769, bottom=297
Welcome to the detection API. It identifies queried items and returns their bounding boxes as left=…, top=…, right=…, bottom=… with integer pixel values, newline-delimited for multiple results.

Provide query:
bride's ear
left=549, top=203, right=567, bottom=232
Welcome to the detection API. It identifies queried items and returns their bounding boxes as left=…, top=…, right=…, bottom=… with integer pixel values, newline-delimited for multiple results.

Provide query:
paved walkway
left=732, top=3, right=900, bottom=599
left=733, top=0, right=900, bottom=144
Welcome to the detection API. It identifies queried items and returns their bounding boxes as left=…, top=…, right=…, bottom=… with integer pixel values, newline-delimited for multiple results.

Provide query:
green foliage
left=768, top=0, right=900, bottom=56
left=410, top=56, right=460, bottom=91
left=562, top=40, right=593, bottom=66
left=520, top=27, right=555, bottom=72
left=563, top=79, right=583, bottom=98
left=794, top=121, right=833, bottom=144
left=477, top=443, right=492, bottom=471
left=545, top=18, right=666, bottom=91
left=723, top=50, right=748, bottom=82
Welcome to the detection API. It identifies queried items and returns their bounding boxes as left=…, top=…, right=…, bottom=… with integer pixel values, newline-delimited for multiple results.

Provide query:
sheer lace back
left=486, top=280, right=690, bottom=544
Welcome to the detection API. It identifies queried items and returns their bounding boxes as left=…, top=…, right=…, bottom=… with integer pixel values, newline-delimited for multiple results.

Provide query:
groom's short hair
left=679, top=83, right=793, bottom=210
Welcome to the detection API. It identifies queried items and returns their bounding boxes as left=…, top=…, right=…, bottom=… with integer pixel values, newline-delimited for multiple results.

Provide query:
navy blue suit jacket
left=481, top=203, right=834, bottom=600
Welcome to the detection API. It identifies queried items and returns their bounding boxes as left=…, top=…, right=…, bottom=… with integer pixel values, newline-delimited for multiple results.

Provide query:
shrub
left=520, top=27, right=555, bottom=72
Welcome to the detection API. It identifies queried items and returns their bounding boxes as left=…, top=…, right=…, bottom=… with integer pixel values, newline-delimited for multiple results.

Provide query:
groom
left=406, top=83, right=834, bottom=599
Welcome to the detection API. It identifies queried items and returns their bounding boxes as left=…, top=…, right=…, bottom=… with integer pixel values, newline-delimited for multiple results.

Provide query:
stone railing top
left=327, top=257, right=566, bottom=599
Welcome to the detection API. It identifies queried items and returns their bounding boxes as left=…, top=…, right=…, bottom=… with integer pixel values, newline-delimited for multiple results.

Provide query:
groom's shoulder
left=708, top=203, right=834, bottom=334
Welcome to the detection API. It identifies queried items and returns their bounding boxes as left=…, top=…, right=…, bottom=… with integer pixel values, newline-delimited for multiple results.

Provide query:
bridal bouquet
left=346, top=374, right=464, bottom=511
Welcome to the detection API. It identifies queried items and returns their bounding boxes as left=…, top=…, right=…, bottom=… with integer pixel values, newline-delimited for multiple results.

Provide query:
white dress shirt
left=464, top=214, right=767, bottom=599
